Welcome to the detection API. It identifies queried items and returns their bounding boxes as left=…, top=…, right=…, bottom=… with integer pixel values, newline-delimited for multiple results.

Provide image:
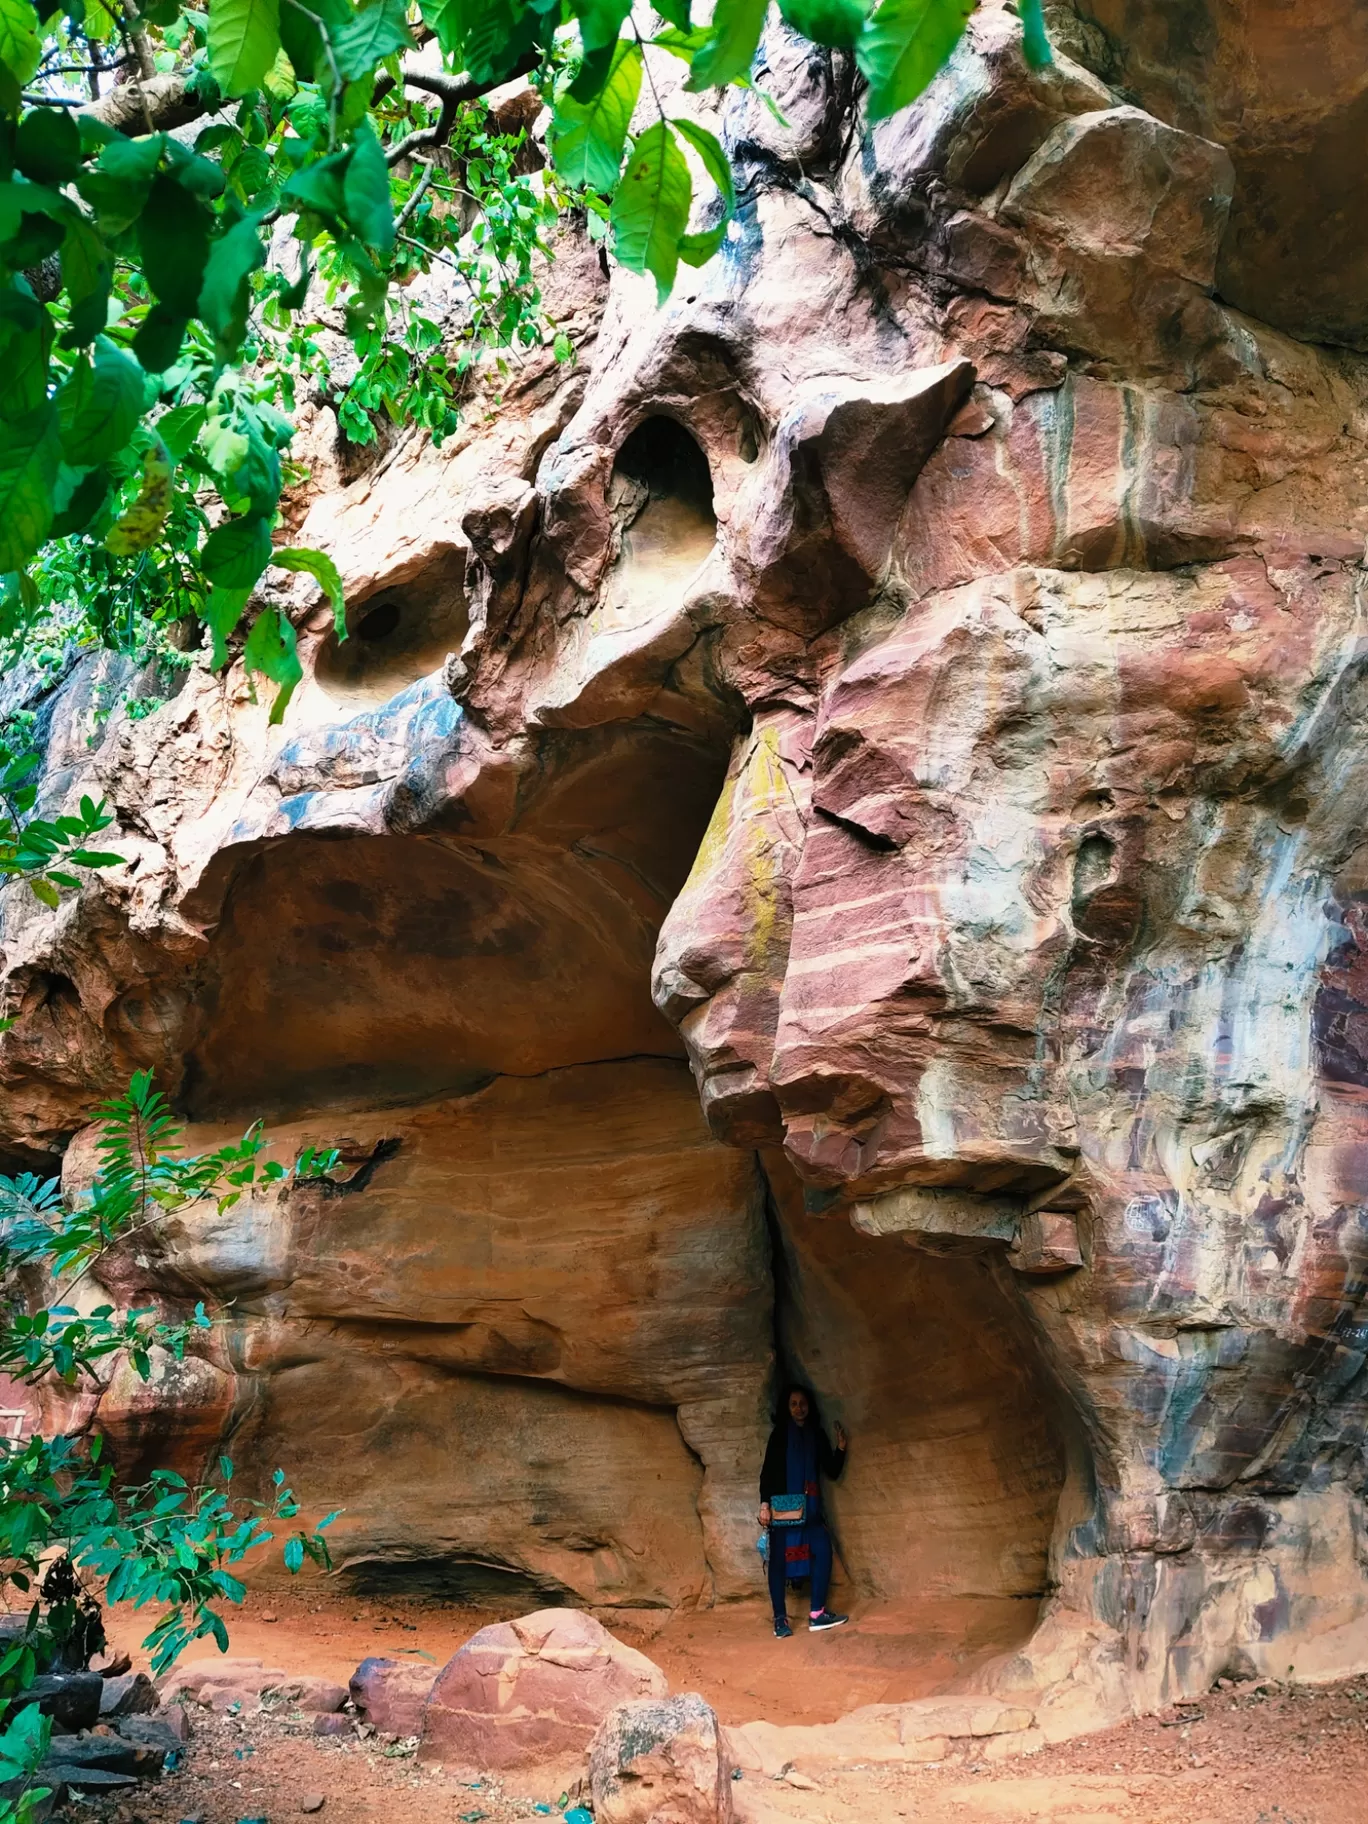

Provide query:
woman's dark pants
left=768, top=1523, right=832, bottom=1621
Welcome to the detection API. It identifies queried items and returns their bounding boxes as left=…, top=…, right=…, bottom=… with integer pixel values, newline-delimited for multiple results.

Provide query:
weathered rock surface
left=349, top=1656, right=435, bottom=1737
left=589, top=1693, right=733, bottom=1824
left=5, top=0, right=1368, bottom=1748
left=418, top=1610, right=668, bottom=1776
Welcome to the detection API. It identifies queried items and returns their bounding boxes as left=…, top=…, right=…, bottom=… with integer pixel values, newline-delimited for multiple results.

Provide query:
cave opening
left=605, top=416, right=718, bottom=617
left=149, top=705, right=1071, bottom=1716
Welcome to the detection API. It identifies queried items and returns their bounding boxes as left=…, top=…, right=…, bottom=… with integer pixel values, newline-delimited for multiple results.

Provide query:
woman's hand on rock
left=834, top=1423, right=848, bottom=1450
left=758, top=1502, right=771, bottom=1526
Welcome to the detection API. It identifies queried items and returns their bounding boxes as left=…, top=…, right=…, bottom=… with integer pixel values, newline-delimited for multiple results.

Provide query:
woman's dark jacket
left=759, top=1422, right=846, bottom=1502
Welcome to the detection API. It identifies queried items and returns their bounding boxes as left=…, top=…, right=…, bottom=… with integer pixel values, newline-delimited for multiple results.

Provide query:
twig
left=395, top=159, right=435, bottom=230
left=385, top=94, right=456, bottom=168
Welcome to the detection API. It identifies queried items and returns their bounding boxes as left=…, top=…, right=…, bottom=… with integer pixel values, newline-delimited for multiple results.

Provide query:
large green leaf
left=200, top=511, right=274, bottom=589
left=207, top=0, right=282, bottom=97
left=50, top=464, right=110, bottom=538
left=60, top=214, right=114, bottom=346
left=779, top=0, right=868, bottom=47
left=332, top=0, right=411, bottom=80
left=611, top=119, right=692, bottom=305
left=550, top=39, right=641, bottom=192
left=418, top=0, right=462, bottom=58
left=105, top=436, right=172, bottom=555
left=445, top=0, right=537, bottom=86
left=203, top=582, right=252, bottom=667
left=138, top=175, right=212, bottom=316
left=0, top=403, right=59, bottom=571
left=855, top=0, right=975, bottom=122
left=0, top=291, right=53, bottom=421
left=198, top=215, right=265, bottom=355
left=57, top=336, right=144, bottom=464
left=278, top=0, right=350, bottom=83
left=573, top=0, right=630, bottom=51
left=15, top=108, right=82, bottom=186
left=243, top=605, right=302, bottom=724
left=1019, top=0, right=1050, bottom=67
left=132, top=304, right=188, bottom=374
left=273, top=545, right=345, bottom=640
left=684, top=0, right=767, bottom=90
left=673, top=116, right=735, bottom=265
left=342, top=125, right=393, bottom=254
left=0, top=0, right=41, bottom=86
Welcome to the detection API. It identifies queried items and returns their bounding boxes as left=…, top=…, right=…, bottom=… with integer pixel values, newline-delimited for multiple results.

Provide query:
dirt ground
left=63, top=1588, right=1368, bottom=1824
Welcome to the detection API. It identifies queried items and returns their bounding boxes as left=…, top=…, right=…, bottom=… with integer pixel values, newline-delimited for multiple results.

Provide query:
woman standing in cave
left=758, top=1384, right=849, bottom=1637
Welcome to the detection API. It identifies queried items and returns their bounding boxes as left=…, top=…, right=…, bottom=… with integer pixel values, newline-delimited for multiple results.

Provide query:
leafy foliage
left=0, top=1067, right=342, bottom=1824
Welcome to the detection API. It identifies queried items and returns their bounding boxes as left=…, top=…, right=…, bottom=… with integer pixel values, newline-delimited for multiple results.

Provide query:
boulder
left=98, top=1672, right=158, bottom=1718
left=589, top=1694, right=734, bottom=1824
left=262, top=1675, right=349, bottom=1714
left=349, top=1655, right=435, bottom=1736
left=159, top=1658, right=289, bottom=1712
left=419, top=1610, right=668, bottom=1776
left=13, top=1674, right=102, bottom=1733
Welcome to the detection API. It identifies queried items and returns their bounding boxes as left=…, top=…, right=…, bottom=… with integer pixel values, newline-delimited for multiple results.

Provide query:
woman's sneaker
left=774, top=1618, right=793, bottom=1638
left=808, top=1610, right=848, bottom=1631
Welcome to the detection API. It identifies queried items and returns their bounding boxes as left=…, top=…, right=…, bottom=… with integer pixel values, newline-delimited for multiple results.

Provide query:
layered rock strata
left=4, top=0, right=1368, bottom=1740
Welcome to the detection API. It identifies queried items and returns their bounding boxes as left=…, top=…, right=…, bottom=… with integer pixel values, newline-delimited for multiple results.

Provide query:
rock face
left=589, top=1693, right=733, bottom=1824
left=418, top=1610, right=668, bottom=1775
left=5, top=0, right=1368, bottom=1743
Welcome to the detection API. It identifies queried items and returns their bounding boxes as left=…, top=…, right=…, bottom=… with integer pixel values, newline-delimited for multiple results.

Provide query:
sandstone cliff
left=5, top=0, right=1368, bottom=1740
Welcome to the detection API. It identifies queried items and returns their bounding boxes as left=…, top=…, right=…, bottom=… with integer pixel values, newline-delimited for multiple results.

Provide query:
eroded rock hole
left=606, top=417, right=717, bottom=615
left=314, top=548, right=469, bottom=707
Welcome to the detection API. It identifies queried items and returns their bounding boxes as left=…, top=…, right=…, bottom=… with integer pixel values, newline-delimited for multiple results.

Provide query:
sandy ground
left=64, top=1588, right=1368, bottom=1824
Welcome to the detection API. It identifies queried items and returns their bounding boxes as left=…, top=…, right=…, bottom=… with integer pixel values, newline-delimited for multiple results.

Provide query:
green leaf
left=573, top=0, right=630, bottom=51
left=133, top=304, right=187, bottom=374
left=156, top=401, right=207, bottom=459
left=1019, top=0, right=1050, bottom=68
left=652, top=0, right=690, bottom=25
left=138, top=174, right=212, bottom=316
left=207, top=0, right=282, bottom=96
left=855, top=0, right=975, bottom=122
left=283, top=1535, right=304, bottom=1572
left=779, top=0, right=868, bottom=45
left=551, top=39, right=641, bottom=192
left=0, top=0, right=41, bottom=86
left=445, top=0, right=537, bottom=86
left=280, top=145, right=348, bottom=219
left=59, top=214, right=114, bottom=346
left=15, top=108, right=82, bottom=185
left=610, top=118, right=691, bottom=304
left=200, top=511, right=273, bottom=589
left=77, top=132, right=164, bottom=233
left=279, top=0, right=351, bottom=83
left=0, top=291, right=52, bottom=422
left=198, top=215, right=264, bottom=355
left=418, top=0, right=461, bottom=56
left=0, top=403, right=58, bottom=571
left=243, top=604, right=302, bottom=723
left=105, top=435, right=172, bottom=555
left=273, top=545, right=345, bottom=639
left=204, top=582, right=251, bottom=666
left=341, top=124, right=393, bottom=254
left=50, top=463, right=109, bottom=536
left=57, top=336, right=144, bottom=464
left=673, top=116, right=735, bottom=263
left=684, top=0, right=766, bottom=90
left=332, top=0, right=411, bottom=81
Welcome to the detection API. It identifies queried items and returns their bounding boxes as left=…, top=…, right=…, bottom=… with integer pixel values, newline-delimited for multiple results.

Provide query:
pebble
left=301, top=1795, right=326, bottom=1814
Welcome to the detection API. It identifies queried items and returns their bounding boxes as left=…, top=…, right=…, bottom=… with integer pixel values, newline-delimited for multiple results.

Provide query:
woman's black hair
left=775, top=1381, right=821, bottom=1426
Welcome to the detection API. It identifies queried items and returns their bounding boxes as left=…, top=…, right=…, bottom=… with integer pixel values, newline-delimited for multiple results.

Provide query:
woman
left=758, top=1383, right=849, bottom=1636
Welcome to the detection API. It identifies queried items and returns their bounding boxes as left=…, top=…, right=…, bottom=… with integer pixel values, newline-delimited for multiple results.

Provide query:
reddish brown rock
left=348, top=1656, right=435, bottom=1737
left=418, top=1611, right=667, bottom=1777
left=589, top=1694, right=733, bottom=1824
